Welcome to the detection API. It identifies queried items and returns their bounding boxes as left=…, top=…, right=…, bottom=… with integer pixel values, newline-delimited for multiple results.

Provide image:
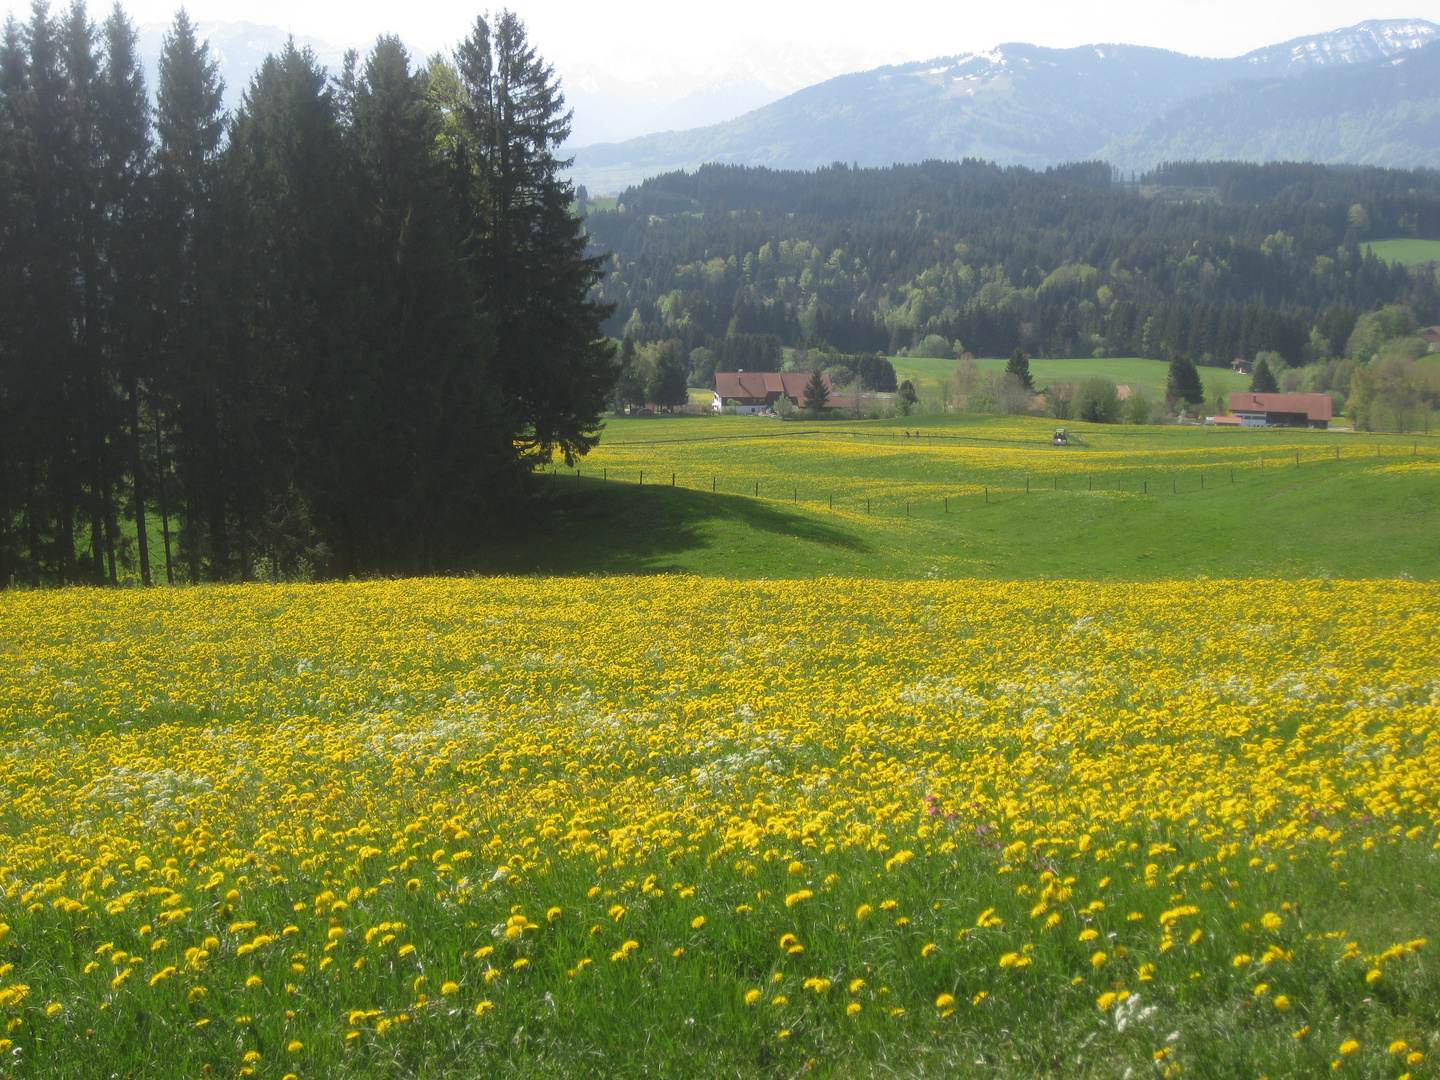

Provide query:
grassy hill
left=889, top=355, right=1252, bottom=401
left=483, top=413, right=1440, bottom=579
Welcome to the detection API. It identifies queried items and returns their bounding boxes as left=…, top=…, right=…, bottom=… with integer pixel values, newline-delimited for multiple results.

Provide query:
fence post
left=755, top=481, right=759, bottom=497
left=672, top=472, right=675, bottom=486
left=984, top=486, right=988, bottom=504
left=712, top=475, right=716, bottom=492
left=1200, top=473, right=1204, bottom=490
left=944, top=496, right=948, bottom=513
left=1172, top=478, right=1176, bottom=494
left=1053, top=477, right=1056, bottom=491
left=829, top=494, right=833, bottom=509
left=793, top=487, right=797, bottom=503
left=867, top=499, right=871, bottom=514
left=1295, top=451, right=1299, bottom=468
left=1026, top=478, right=1029, bottom=493
left=1335, top=446, right=1339, bottom=461
left=1088, top=474, right=1091, bottom=491
left=1230, top=467, right=1234, bottom=483
left=1144, top=480, right=1147, bottom=494
left=604, top=468, right=607, bottom=481
left=639, top=470, right=643, bottom=486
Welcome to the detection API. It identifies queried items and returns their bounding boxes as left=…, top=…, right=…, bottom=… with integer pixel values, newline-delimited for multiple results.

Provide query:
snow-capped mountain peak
left=1239, top=18, right=1440, bottom=73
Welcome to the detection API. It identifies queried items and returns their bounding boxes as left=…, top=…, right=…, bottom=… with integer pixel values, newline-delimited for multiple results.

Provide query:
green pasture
left=1365, top=238, right=1440, bottom=268
left=490, top=413, right=1440, bottom=580
left=889, top=355, right=1252, bottom=401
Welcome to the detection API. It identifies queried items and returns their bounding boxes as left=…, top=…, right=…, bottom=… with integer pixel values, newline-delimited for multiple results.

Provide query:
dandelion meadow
left=1, top=579, right=1438, bottom=1078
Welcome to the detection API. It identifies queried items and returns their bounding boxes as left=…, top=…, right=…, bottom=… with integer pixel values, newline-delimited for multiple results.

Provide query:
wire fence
left=544, top=441, right=1436, bottom=519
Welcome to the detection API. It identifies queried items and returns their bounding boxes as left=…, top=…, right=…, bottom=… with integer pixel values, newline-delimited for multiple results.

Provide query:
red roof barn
left=712, top=371, right=834, bottom=413
left=1227, top=392, right=1334, bottom=429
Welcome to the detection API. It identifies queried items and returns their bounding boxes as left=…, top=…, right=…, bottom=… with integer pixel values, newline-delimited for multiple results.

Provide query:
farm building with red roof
left=1227, top=392, right=1334, bottom=429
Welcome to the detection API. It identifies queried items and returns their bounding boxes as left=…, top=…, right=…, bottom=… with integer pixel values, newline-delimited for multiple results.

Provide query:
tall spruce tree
left=453, top=11, right=615, bottom=465
left=223, top=41, right=345, bottom=580
left=60, top=1, right=120, bottom=584
left=1166, top=352, right=1206, bottom=406
left=0, top=18, right=26, bottom=580
left=20, top=2, right=83, bottom=582
left=1005, top=348, right=1034, bottom=391
left=803, top=368, right=830, bottom=411
left=1249, top=357, right=1279, bottom=394
left=97, top=3, right=152, bottom=583
left=154, top=9, right=222, bottom=581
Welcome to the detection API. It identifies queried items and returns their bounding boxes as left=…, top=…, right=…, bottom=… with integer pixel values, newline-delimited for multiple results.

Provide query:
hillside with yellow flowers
left=1, top=415, right=1439, bottom=1078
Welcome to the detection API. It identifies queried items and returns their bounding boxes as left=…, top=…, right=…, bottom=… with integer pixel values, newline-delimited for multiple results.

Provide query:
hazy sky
left=96, top=0, right=1440, bottom=75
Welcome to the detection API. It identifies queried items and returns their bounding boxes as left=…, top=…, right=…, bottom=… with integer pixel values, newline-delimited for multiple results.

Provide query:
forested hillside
left=587, top=159, right=1440, bottom=365
left=1102, top=40, right=1440, bottom=173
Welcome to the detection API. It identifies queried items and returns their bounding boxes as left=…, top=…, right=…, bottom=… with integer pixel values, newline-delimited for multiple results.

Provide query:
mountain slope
left=570, top=19, right=1440, bottom=192
left=571, top=43, right=1235, bottom=191
left=1102, top=41, right=1440, bottom=173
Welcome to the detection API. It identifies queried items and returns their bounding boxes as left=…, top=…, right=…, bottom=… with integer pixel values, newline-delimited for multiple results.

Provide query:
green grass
left=889, top=355, right=1250, bottom=401
left=1364, top=238, right=1440, bottom=267
left=486, top=413, right=1440, bottom=579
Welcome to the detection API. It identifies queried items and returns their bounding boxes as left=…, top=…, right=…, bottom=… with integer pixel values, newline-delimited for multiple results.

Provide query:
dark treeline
left=587, top=159, right=1440, bottom=366
left=0, top=4, right=613, bottom=585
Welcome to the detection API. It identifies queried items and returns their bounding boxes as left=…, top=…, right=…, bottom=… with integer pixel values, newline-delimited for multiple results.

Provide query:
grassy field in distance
left=1364, top=238, right=1440, bottom=267
left=494, top=413, right=1440, bottom=580
left=889, top=355, right=1252, bottom=401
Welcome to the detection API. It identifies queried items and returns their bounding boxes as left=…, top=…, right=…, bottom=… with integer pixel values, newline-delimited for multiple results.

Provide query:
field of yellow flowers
left=1, top=578, right=1438, bottom=1078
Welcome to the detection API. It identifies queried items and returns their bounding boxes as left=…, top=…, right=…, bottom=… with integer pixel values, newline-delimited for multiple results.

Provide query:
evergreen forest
left=589, top=160, right=1440, bottom=370
left=0, top=4, right=613, bottom=585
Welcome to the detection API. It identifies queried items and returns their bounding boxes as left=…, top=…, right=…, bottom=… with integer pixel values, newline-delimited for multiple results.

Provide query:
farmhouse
left=712, top=371, right=834, bottom=414
left=1230, top=358, right=1253, bottom=375
left=1227, top=391, right=1333, bottom=429
left=1422, top=326, right=1440, bottom=352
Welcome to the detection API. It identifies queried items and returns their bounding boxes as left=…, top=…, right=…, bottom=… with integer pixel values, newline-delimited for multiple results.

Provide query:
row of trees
left=0, top=5, right=614, bottom=585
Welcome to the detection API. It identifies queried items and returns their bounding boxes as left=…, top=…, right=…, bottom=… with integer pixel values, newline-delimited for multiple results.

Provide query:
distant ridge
left=569, top=19, right=1440, bottom=191
left=1101, top=40, right=1440, bottom=173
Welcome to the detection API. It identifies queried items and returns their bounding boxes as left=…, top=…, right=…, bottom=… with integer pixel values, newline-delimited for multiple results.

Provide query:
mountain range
left=570, top=19, right=1440, bottom=192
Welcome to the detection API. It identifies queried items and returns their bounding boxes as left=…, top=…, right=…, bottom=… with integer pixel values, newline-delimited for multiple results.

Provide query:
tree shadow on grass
left=471, top=478, right=872, bottom=575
